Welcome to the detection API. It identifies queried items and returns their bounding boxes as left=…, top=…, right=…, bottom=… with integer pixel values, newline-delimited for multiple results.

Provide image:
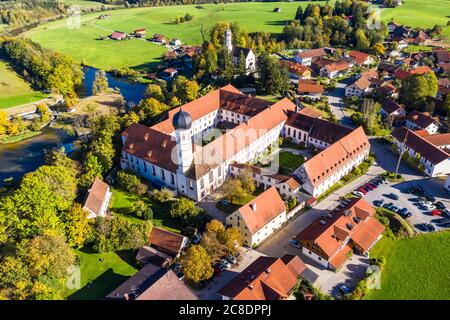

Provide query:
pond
left=0, top=127, right=76, bottom=186
left=82, top=67, right=147, bottom=105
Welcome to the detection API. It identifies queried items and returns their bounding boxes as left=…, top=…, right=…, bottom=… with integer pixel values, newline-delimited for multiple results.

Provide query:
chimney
left=250, top=203, right=257, bottom=211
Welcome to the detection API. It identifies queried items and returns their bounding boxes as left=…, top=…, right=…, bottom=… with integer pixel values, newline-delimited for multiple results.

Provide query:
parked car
left=385, top=193, right=399, bottom=200
left=191, top=233, right=202, bottom=245
left=435, top=201, right=446, bottom=211
left=353, top=190, right=364, bottom=197
left=288, top=239, right=301, bottom=249
left=225, top=254, right=237, bottom=265
left=431, top=209, right=442, bottom=216
left=339, top=285, right=352, bottom=295
left=415, top=223, right=429, bottom=232
left=424, top=193, right=436, bottom=202
left=437, top=222, right=450, bottom=228
left=373, top=200, right=384, bottom=207
left=358, top=187, right=368, bottom=194
left=400, top=211, right=411, bottom=219
left=383, top=202, right=394, bottom=210
left=397, top=208, right=408, bottom=215
left=364, top=184, right=376, bottom=191
left=213, top=262, right=225, bottom=274
left=391, top=206, right=399, bottom=213
left=427, top=224, right=436, bottom=232
left=220, top=259, right=231, bottom=269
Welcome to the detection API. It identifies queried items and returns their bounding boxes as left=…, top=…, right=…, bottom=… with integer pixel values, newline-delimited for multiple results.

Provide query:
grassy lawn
left=366, top=231, right=450, bottom=300
left=278, top=151, right=304, bottom=174
left=403, top=45, right=433, bottom=54
left=0, top=130, right=41, bottom=144
left=25, top=1, right=331, bottom=70
left=0, top=60, right=47, bottom=109
left=63, top=248, right=138, bottom=300
left=380, top=0, right=450, bottom=42
left=110, top=188, right=183, bottom=234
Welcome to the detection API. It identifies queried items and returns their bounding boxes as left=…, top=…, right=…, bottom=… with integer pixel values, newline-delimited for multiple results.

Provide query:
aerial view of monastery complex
left=0, top=0, right=449, bottom=302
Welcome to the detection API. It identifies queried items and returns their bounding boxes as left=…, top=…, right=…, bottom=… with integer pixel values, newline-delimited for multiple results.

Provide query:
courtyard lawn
left=110, top=188, right=183, bottom=234
left=366, top=231, right=450, bottom=300
left=380, top=0, right=450, bottom=42
left=0, top=60, right=47, bottom=109
left=278, top=151, right=304, bottom=174
left=25, top=1, right=331, bottom=70
left=63, top=249, right=138, bottom=300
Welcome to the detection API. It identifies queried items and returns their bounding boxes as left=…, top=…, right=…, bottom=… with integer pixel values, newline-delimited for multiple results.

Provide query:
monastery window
left=161, top=169, right=165, bottom=181
left=218, top=166, right=222, bottom=176
left=188, top=179, right=194, bottom=190
left=200, top=178, right=204, bottom=189
left=143, top=162, right=147, bottom=172
left=171, top=173, right=175, bottom=185
left=209, top=171, right=214, bottom=183
left=152, top=165, right=156, bottom=176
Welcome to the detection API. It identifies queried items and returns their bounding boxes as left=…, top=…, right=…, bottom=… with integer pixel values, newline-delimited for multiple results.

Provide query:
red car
left=431, top=209, right=442, bottom=216
left=358, top=187, right=368, bottom=194
left=364, top=184, right=376, bottom=190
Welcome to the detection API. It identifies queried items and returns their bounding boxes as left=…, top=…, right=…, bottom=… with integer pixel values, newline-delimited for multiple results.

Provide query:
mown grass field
left=379, top=0, right=450, bottom=41
left=25, top=1, right=329, bottom=70
left=366, top=231, right=450, bottom=300
left=0, top=60, right=47, bottom=109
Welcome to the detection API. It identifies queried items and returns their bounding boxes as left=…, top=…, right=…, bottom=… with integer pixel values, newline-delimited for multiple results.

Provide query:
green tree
left=221, top=179, right=246, bottom=204
left=144, top=84, right=165, bottom=102
left=137, top=97, right=171, bottom=122
left=220, top=227, right=243, bottom=254
left=257, top=54, right=290, bottom=95
left=355, top=29, right=370, bottom=50
left=238, top=170, right=256, bottom=194
left=133, top=200, right=153, bottom=220
left=172, top=76, right=200, bottom=103
left=63, top=203, right=91, bottom=248
left=169, top=197, right=201, bottom=220
left=218, top=47, right=235, bottom=83
left=180, top=245, right=213, bottom=283
left=150, top=188, right=173, bottom=203
left=79, top=153, right=103, bottom=189
left=92, top=70, right=109, bottom=95
left=400, top=72, right=438, bottom=110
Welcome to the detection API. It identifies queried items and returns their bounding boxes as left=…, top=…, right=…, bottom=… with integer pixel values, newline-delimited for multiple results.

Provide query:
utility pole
left=394, top=128, right=409, bottom=177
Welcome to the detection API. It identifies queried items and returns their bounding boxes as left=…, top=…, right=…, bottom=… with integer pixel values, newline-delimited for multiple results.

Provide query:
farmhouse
left=218, top=254, right=306, bottom=300
left=82, top=177, right=112, bottom=219
left=297, top=79, right=324, bottom=97
left=280, top=61, right=312, bottom=79
left=226, top=29, right=256, bottom=73
left=148, top=227, right=188, bottom=257
left=380, top=98, right=406, bottom=119
left=346, top=50, right=374, bottom=66
left=296, top=198, right=384, bottom=270
left=162, top=68, right=178, bottom=80
left=152, top=34, right=166, bottom=43
left=392, top=127, right=450, bottom=177
left=227, top=186, right=291, bottom=247
left=294, top=48, right=328, bottom=66
left=106, top=263, right=198, bottom=300
left=319, top=60, right=350, bottom=78
left=170, top=38, right=182, bottom=46
left=120, top=85, right=370, bottom=202
left=405, top=110, right=440, bottom=134
left=110, top=31, right=127, bottom=41
left=345, top=75, right=371, bottom=97
left=133, top=28, right=146, bottom=38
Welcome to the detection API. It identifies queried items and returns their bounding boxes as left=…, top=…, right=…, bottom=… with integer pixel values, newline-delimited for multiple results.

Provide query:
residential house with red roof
left=83, top=177, right=112, bottom=219
left=319, top=60, right=350, bottom=78
left=345, top=75, right=371, bottom=97
left=294, top=48, right=329, bottom=66
left=296, top=198, right=384, bottom=270
left=218, top=254, right=306, bottom=300
left=297, top=79, right=324, bottom=97
left=149, top=227, right=188, bottom=257
left=110, top=31, right=127, bottom=41
left=392, top=127, right=450, bottom=177
left=347, top=50, right=374, bottom=66
left=226, top=186, right=288, bottom=247
left=405, top=110, right=440, bottom=134
left=380, top=98, right=406, bottom=119
left=280, top=60, right=312, bottom=79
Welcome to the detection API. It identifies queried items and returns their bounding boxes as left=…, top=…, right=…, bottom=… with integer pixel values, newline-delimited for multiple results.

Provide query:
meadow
left=25, top=1, right=329, bottom=70
left=0, top=60, right=47, bottom=109
left=366, top=231, right=450, bottom=300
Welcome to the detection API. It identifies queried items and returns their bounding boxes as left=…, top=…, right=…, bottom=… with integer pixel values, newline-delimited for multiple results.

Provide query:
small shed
left=134, top=28, right=146, bottom=38
left=273, top=7, right=281, bottom=12
left=110, top=31, right=127, bottom=41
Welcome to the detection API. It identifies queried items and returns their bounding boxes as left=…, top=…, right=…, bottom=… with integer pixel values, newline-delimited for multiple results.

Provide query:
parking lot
left=194, top=247, right=266, bottom=300
left=355, top=177, right=450, bottom=233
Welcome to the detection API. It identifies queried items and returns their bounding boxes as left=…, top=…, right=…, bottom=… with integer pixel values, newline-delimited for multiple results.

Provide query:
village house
left=217, top=254, right=306, bottom=300
left=387, top=21, right=399, bottom=33
left=297, top=79, right=324, bottom=97
left=120, top=85, right=370, bottom=202
left=319, top=60, right=350, bottom=78
left=110, top=31, right=127, bottom=41
left=296, top=198, right=385, bottom=270
left=405, top=110, right=440, bottom=134
left=106, top=263, right=198, bottom=300
left=380, top=98, right=406, bottom=119
left=82, top=177, right=112, bottom=219
left=392, top=127, right=450, bottom=177
left=170, top=38, right=182, bottom=46
left=225, top=29, right=256, bottom=73
left=133, top=28, right=146, bottom=38
left=152, top=34, right=166, bottom=43
left=434, top=49, right=450, bottom=64
left=226, top=186, right=292, bottom=247
left=280, top=60, right=312, bottom=79
left=162, top=68, right=178, bottom=81
left=148, top=227, right=189, bottom=258
left=294, top=48, right=328, bottom=66
left=346, top=50, right=374, bottom=66
left=345, top=75, right=371, bottom=97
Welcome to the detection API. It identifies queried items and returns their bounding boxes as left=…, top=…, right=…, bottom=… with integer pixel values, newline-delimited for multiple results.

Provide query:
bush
left=150, top=188, right=173, bottom=202
left=116, top=170, right=147, bottom=195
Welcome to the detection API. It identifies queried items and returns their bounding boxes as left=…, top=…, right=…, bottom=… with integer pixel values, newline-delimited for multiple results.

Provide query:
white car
left=352, top=191, right=364, bottom=197
left=220, top=259, right=231, bottom=269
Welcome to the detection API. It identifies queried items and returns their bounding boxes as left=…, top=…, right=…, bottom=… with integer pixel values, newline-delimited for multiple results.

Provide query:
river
left=0, top=67, right=147, bottom=186
left=0, top=127, right=76, bottom=185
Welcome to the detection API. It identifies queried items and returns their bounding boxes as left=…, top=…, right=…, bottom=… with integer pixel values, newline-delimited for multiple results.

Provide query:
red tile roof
left=149, top=227, right=187, bottom=256
left=298, top=48, right=327, bottom=59
left=348, top=50, right=371, bottom=65
left=280, top=60, right=311, bottom=76
left=323, top=60, right=350, bottom=73
left=217, top=254, right=306, bottom=300
left=298, top=79, right=324, bottom=94
left=84, top=177, right=110, bottom=215
left=423, top=133, right=450, bottom=147
left=238, top=186, right=286, bottom=234
left=405, top=110, right=438, bottom=129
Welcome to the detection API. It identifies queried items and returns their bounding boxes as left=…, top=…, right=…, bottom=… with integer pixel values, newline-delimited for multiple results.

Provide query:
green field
left=367, top=231, right=450, bottom=300
left=279, top=151, right=304, bottom=174
left=63, top=249, right=138, bottom=300
left=0, top=60, right=47, bottom=109
left=25, top=2, right=329, bottom=70
left=60, top=0, right=105, bottom=7
left=380, top=0, right=450, bottom=41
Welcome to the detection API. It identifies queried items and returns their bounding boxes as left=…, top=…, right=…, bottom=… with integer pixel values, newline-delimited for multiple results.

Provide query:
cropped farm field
left=0, top=60, right=47, bottom=109
left=366, top=231, right=450, bottom=300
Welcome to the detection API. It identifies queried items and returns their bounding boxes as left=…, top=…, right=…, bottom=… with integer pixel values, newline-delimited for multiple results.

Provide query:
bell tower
left=173, top=107, right=193, bottom=173
left=225, top=28, right=233, bottom=53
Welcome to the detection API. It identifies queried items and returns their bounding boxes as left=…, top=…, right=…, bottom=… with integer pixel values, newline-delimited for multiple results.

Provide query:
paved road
left=327, top=82, right=355, bottom=128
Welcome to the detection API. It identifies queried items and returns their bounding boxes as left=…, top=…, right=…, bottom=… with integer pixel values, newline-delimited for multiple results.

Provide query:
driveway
left=327, top=82, right=355, bottom=127
left=194, top=248, right=266, bottom=300
left=197, top=195, right=227, bottom=223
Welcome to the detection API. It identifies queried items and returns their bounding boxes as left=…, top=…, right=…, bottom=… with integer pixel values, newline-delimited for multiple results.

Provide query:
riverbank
left=0, top=130, right=41, bottom=144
